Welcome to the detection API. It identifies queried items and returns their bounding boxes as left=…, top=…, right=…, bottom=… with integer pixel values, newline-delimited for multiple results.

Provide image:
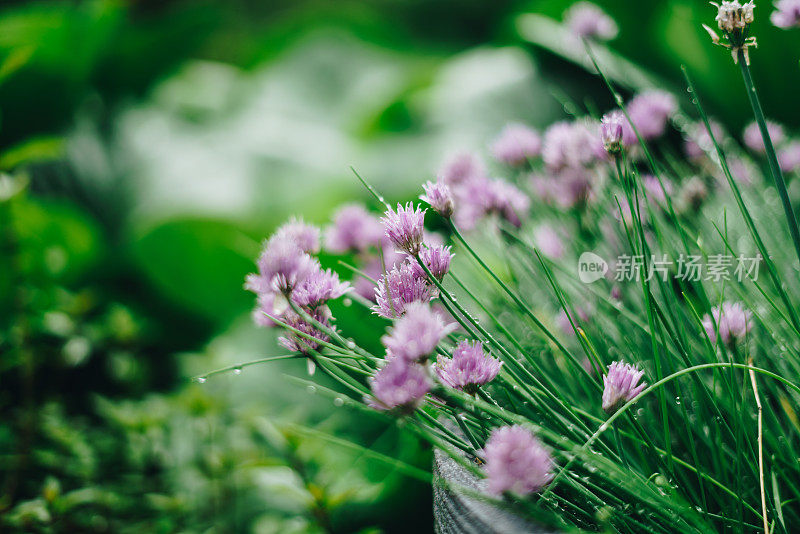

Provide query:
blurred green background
left=1, top=0, right=797, bottom=532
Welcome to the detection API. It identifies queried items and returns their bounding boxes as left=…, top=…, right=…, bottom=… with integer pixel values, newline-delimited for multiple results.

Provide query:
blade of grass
left=737, top=49, right=800, bottom=268
left=682, top=66, right=800, bottom=334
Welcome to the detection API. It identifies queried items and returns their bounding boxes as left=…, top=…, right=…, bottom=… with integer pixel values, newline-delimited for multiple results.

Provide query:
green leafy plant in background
left=4, top=2, right=520, bottom=531
left=0, top=165, right=431, bottom=532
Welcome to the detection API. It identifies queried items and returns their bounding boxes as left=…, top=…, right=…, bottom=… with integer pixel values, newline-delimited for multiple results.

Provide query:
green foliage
left=0, top=161, right=433, bottom=531
left=131, top=219, right=259, bottom=325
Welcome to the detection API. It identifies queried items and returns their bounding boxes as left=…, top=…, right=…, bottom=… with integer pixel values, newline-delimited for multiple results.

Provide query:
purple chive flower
left=534, top=225, right=565, bottom=259
left=531, top=171, right=591, bottom=210
left=778, top=141, right=800, bottom=173
left=247, top=235, right=312, bottom=328
left=247, top=220, right=342, bottom=331
left=452, top=201, right=485, bottom=231
left=564, top=2, right=618, bottom=41
left=600, top=111, right=626, bottom=154
left=542, top=120, right=602, bottom=171
left=438, top=152, right=486, bottom=187
left=554, top=168, right=593, bottom=208
left=372, top=262, right=434, bottom=318
left=491, top=123, right=542, bottom=166
left=451, top=178, right=494, bottom=230
left=292, top=268, right=351, bottom=308
left=325, top=203, right=384, bottom=253
left=420, top=181, right=455, bottom=218
left=368, top=359, right=432, bottom=412
left=743, top=120, right=786, bottom=154
left=410, top=244, right=454, bottom=281
left=252, top=292, right=281, bottom=327
left=436, top=341, right=502, bottom=393
left=278, top=307, right=331, bottom=354
left=423, top=230, right=445, bottom=249
left=643, top=175, right=673, bottom=206
left=274, top=217, right=321, bottom=254
left=727, top=156, right=755, bottom=186
left=382, top=302, right=456, bottom=363
left=448, top=177, right=529, bottom=230
left=266, top=238, right=319, bottom=293
left=382, top=202, right=426, bottom=255
left=627, top=91, right=676, bottom=140
left=482, top=425, right=554, bottom=496
left=542, top=121, right=581, bottom=170
left=247, top=235, right=319, bottom=296
left=772, top=0, right=800, bottom=28
left=602, top=361, right=647, bottom=414
left=487, top=180, right=531, bottom=228
left=702, top=301, right=753, bottom=345
left=685, top=120, right=725, bottom=159
left=353, top=246, right=405, bottom=301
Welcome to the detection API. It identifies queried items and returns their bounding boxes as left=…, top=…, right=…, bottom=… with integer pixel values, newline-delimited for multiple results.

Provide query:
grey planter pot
left=432, top=448, right=560, bottom=534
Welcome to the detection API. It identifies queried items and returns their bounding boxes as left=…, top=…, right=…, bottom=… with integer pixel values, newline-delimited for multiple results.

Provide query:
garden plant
left=224, top=1, right=800, bottom=532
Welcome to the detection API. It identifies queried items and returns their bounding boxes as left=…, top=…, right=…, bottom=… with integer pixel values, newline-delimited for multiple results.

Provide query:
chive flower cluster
left=245, top=218, right=350, bottom=353
left=435, top=341, right=502, bottom=394
left=369, top=304, right=501, bottom=411
left=602, top=361, right=647, bottom=414
left=564, top=2, right=618, bottom=41
left=235, top=2, right=791, bottom=524
left=737, top=118, right=800, bottom=174
left=367, top=194, right=503, bottom=410
left=369, top=202, right=455, bottom=318
left=435, top=151, right=531, bottom=229
left=702, top=301, right=753, bottom=345
left=483, top=425, right=555, bottom=496
left=772, top=0, right=800, bottom=28
left=491, top=123, right=542, bottom=167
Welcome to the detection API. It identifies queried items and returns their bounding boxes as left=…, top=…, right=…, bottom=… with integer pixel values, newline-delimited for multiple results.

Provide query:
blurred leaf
left=254, top=466, right=312, bottom=509
left=0, top=45, right=34, bottom=83
left=10, top=196, right=103, bottom=281
left=4, top=498, right=51, bottom=527
left=252, top=514, right=322, bottom=534
left=0, top=5, right=64, bottom=49
left=515, top=13, right=668, bottom=92
left=56, top=487, right=121, bottom=512
left=0, top=136, right=63, bottom=169
left=0, top=172, right=28, bottom=201
left=130, top=218, right=258, bottom=323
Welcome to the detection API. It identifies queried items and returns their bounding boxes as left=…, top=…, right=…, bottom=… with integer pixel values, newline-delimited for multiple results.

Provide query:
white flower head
left=715, top=1, right=755, bottom=32
left=705, top=1, right=757, bottom=64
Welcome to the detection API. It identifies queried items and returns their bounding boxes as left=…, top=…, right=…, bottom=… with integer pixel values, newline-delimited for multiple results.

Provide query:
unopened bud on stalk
left=600, top=111, right=625, bottom=155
